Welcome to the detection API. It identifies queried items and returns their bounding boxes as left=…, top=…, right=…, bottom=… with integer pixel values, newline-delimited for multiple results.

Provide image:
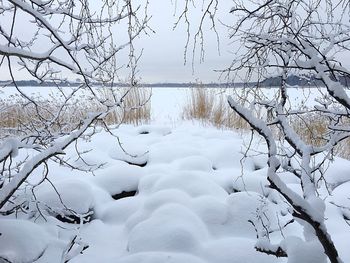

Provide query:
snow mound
left=202, top=237, right=282, bottom=263
left=148, top=144, right=201, bottom=165
left=329, top=181, right=350, bottom=209
left=173, top=155, right=213, bottom=172
left=127, top=203, right=209, bottom=253
left=202, top=140, right=244, bottom=169
left=136, top=125, right=172, bottom=136
left=118, top=252, right=205, bottom=263
left=281, top=236, right=326, bottom=263
left=232, top=172, right=269, bottom=194
left=93, top=161, right=144, bottom=196
left=0, top=219, right=49, bottom=263
left=324, top=157, right=350, bottom=189
left=142, top=189, right=191, bottom=210
left=108, top=137, right=149, bottom=166
left=99, top=196, right=142, bottom=224
left=2, top=122, right=350, bottom=263
left=151, top=171, right=227, bottom=198
left=33, top=179, right=94, bottom=217
left=191, top=195, right=229, bottom=225
left=226, top=191, right=291, bottom=239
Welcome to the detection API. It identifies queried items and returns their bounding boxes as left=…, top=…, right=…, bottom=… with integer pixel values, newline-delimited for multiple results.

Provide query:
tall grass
left=121, top=87, right=151, bottom=125
left=182, top=86, right=350, bottom=159
left=0, top=87, right=151, bottom=136
left=182, top=86, right=251, bottom=130
left=290, top=113, right=350, bottom=159
left=1, top=86, right=349, bottom=159
left=95, top=87, right=151, bottom=126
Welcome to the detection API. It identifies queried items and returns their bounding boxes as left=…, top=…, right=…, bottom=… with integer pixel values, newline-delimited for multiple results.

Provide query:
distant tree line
left=2, top=75, right=348, bottom=88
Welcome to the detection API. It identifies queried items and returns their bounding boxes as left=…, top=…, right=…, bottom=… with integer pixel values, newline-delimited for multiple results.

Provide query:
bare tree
left=0, top=0, right=149, bottom=211
left=224, top=1, right=350, bottom=263
left=173, top=0, right=220, bottom=68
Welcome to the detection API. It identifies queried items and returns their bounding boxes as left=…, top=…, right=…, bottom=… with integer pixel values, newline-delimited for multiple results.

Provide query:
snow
left=280, top=237, right=327, bottom=263
left=0, top=138, right=20, bottom=160
left=92, top=161, right=144, bottom=196
left=0, top=219, right=50, bottom=263
left=32, top=179, right=94, bottom=216
left=127, top=203, right=209, bottom=253
left=118, top=252, right=206, bottom=263
left=324, top=157, right=350, bottom=189
left=202, top=237, right=281, bottom=263
left=1, top=87, right=350, bottom=263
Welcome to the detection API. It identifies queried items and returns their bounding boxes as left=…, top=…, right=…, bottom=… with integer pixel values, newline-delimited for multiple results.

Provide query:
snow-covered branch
left=0, top=113, right=101, bottom=209
left=0, top=0, right=150, bottom=214
left=225, top=1, right=350, bottom=262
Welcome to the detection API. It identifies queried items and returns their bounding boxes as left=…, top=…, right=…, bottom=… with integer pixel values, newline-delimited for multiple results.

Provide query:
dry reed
left=182, top=86, right=251, bottom=130
left=182, top=86, right=350, bottom=159
left=290, top=113, right=350, bottom=159
left=0, top=87, right=151, bottom=136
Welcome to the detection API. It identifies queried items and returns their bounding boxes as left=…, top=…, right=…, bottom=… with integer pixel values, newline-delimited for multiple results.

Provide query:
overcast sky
left=134, top=1, right=234, bottom=83
left=0, top=0, right=233, bottom=83
left=2, top=1, right=348, bottom=84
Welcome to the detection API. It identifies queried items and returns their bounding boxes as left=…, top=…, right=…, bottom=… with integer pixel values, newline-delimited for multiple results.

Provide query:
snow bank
left=32, top=179, right=94, bottom=218
left=0, top=219, right=49, bottom=263
left=1, top=122, right=349, bottom=263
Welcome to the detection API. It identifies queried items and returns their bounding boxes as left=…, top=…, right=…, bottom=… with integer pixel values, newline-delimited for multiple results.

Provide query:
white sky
left=1, top=1, right=349, bottom=84
left=133, top=0, right=235, bottom=83
left=0, top=0, right=234, bottom=83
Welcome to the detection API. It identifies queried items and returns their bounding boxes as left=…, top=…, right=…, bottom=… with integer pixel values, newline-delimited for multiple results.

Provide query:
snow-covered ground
left=1, top=87, right=350, bottom=263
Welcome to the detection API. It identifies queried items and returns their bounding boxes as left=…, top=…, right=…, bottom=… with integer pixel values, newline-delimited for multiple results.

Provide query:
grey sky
left=134, top=0, right=234, bottom=83
left=0, top=0, right=234, bottom=83
left=2, top=1, right=348, bottom=84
